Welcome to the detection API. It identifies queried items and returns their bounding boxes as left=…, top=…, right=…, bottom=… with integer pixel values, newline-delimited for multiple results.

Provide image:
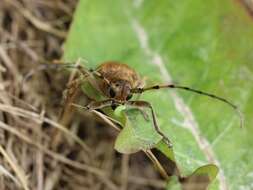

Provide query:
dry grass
left=0, top=1, right=165, bottom=189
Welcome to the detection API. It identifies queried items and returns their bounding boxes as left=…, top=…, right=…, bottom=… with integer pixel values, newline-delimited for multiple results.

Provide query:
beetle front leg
left=72, top=99, right=115, bottom=111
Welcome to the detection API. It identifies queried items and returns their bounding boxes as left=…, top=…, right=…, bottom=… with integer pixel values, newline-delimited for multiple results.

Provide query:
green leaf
left=191, top=164, right=219, bottom=182
left=114, top=117, right=152, bottom=153
left=156, top=140, right=176, bottom=162
left=115, top=108, right=162, bottom=153
left=179, top=164, right=219, bottom=190
left=64, top=0, right=253, bottom=189
left=166, top=165, right=218, bottom=190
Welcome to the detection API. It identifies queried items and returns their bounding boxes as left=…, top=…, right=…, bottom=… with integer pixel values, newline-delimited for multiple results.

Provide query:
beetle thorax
left=97, top=61, right=140, bottom=101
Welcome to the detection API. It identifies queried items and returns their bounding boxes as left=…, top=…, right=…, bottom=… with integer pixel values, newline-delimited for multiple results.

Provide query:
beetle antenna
left=131, top=84, right=244, bottom=128
left=22, top=58, right=89, bottom=83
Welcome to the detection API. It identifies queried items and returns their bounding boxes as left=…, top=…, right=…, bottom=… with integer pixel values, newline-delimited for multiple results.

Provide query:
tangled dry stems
left=0, top=1, right=165, bottom=189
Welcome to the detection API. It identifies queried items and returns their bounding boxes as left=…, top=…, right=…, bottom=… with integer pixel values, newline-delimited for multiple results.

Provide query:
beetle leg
left=63, top=78, right=82, bottom=104
left=72, top=99, right=172, bottom=147
left=72, top=99, right=114, bottom=111
left=125, top=100, right=173, bottom=148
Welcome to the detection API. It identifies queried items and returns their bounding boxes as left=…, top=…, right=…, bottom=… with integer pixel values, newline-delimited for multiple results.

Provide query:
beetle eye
left=109, top=87, right=116, bottom=98
left=126, top=94, right=133, bottom=100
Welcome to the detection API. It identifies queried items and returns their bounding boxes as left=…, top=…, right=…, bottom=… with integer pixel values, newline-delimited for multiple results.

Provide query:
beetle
left=62, top=60, right=243, bottom=147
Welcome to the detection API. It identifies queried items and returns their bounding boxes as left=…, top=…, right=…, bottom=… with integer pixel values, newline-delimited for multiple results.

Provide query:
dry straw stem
left=120, top=154, right=130, bottom=190
left=0, top=165, right=19, bottom=186
left=0, top=103, right=91, bottom=154
left=5, top=0, right=67, bottom=38
left=0, top=144, right=29, bottom=190
left=0, top=119, right=119, bottom=190
left=0, top=63, right=6, bottom=72
left=73, top=104, right=122, bottom=131
left=0, top=0, right=168, bottom=189
left=0, top=46, right=21, bottom=81
left=0, top=97, right=119, bottom=190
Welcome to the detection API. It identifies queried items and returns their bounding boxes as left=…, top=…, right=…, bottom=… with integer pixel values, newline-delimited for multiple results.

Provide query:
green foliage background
left=64, top=0, right=253, bottom=189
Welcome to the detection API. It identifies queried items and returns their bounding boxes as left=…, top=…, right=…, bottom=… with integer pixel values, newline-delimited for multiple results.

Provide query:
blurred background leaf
left=179, top=164, right=219, bottom=190
left=64, top=0, right=253, bottom=189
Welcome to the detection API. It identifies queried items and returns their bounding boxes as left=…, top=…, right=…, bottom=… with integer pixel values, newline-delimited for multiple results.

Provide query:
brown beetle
left=63, top=60, right=243, bottom=147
